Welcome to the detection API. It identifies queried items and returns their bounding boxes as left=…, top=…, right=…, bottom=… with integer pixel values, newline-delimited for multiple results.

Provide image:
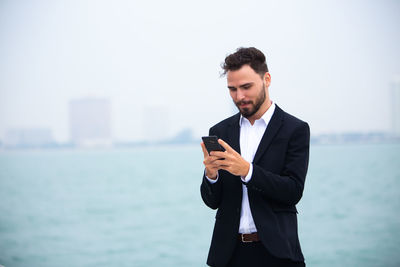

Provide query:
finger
left=218, top=139, right=235, bottom=153
left=205, top=156, right=224, bottom=166
left=203, top=159, right=218, bottom=170
left=203, top=158, right=214, bottom=166
left=216, top=164, right=230, bottom=173
left=214, top=159, right=230, bottom=168
left=210, top=151, right=226, bottom=158
left=204, top=155, right=222, bottom=165
left=200, top=142, right=209, bottom=158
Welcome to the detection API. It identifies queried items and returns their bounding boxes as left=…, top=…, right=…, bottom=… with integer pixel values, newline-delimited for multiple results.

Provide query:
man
left=200, top=47, right=310, bottom=267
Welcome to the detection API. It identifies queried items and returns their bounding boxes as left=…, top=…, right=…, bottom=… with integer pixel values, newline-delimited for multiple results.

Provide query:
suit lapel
left=227, top=113, right=241, bottom=154
left=253, top=105, right=284, bottom=164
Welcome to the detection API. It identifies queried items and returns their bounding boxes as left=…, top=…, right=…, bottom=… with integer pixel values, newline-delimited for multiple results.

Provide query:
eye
left=242, top=84, right=251, bottom=89
left=228, top=87, right=237, bottom=92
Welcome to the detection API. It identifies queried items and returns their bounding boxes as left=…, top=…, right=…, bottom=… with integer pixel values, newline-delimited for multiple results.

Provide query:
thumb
left=201, top=142, right=209, bottom=157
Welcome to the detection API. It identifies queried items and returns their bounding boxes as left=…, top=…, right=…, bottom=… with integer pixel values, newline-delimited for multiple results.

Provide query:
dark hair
left=221, top=47, right=268, bottom=77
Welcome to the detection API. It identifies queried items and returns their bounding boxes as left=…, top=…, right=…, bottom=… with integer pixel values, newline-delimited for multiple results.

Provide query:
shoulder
left=276, top=105, right=309, bottom=132
left=210, top=113, right=240, bottom=132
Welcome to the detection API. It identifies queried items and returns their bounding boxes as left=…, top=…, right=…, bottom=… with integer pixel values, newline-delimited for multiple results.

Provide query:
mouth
left=238, top=101, right=252, bottom=108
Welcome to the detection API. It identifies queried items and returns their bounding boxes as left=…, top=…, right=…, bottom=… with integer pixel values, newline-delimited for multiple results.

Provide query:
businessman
left=200, top=47, right=310, bottom=267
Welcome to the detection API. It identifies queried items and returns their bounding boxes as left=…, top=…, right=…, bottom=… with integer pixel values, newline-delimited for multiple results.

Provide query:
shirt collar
left=239, top=101, right=276, bottom=127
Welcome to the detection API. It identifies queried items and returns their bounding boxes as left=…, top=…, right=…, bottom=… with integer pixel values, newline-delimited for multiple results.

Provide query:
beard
left=234, top=84, right=266, bottom=118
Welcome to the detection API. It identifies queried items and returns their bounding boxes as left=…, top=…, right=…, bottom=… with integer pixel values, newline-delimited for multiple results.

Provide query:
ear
left=263, top=72, right=271, bottom=87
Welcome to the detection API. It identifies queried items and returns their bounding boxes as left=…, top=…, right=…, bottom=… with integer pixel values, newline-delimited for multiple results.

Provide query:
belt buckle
left=241, top=234, right=252, bottom=243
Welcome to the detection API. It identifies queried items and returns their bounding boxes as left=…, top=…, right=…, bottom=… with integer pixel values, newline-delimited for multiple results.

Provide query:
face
left=227, top=65, right=271, bottom=120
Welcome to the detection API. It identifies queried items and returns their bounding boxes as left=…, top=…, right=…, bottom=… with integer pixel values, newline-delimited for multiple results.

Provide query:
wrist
left=241, top=162, right=250, bottom=177
left=241, top=163, right=253, bottom=183
left=206, top=170, right=217, bottom=180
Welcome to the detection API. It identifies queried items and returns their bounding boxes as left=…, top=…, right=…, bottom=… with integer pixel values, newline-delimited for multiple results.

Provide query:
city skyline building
left=3, top=128, right=53, bottom=148
left=69, top=97, right=112, bottom=147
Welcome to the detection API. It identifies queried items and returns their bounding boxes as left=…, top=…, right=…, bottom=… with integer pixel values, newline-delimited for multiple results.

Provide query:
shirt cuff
left=241, top=163, right=253, bottom=183
left=205, top=170, right=219, bottom=184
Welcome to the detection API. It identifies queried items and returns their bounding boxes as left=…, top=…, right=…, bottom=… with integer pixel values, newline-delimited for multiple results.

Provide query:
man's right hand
left=201, top=142, right=220, bottom=179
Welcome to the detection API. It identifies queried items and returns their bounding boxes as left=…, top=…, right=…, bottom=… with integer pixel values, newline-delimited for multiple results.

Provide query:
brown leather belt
left=238, top=232, right=260, bottom=243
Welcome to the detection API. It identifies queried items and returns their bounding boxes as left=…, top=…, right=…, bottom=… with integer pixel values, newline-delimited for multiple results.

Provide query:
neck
left=248, top=100, right=272, bottom=125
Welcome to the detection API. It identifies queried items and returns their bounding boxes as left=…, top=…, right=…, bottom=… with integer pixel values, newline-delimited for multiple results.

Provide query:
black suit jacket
left=201, top=105, right=310, bottom=267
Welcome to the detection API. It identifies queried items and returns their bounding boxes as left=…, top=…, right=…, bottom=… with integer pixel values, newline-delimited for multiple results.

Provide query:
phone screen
left=202, top=136, right=225, bottom=154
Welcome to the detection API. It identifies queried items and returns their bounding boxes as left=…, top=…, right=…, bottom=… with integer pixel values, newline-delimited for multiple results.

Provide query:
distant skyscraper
left=391, top=79, right=400, bottom=137
left=69, top=97, right=112, bottom=147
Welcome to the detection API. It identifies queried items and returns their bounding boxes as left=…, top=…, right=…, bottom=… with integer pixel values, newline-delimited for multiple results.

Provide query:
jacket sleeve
left=200, top=127, right=223, bottom=210
left=245, top=122, right=310, bottom=206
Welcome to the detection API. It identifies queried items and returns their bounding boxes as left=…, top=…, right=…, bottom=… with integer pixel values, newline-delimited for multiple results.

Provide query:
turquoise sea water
left=0, top=144, right=399, bottom=267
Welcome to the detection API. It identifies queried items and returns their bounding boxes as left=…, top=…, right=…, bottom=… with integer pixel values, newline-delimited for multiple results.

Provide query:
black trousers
left=227, top=239, right=305, bottom=267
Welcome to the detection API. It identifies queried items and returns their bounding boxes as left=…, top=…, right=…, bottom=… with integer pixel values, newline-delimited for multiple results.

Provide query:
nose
left=237, top=89, right=245, bottom=101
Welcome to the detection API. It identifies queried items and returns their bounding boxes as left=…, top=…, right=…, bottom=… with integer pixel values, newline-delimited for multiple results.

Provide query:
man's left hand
left=210, top=139, right=250, bottom=177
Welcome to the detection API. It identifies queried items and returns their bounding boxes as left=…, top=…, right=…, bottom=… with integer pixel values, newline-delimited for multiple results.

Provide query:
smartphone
left=202, top=136, right=226, bottom=155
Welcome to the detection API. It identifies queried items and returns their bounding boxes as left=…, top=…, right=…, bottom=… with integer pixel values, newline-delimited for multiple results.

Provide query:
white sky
left=1, top=0, right=399, bottom=142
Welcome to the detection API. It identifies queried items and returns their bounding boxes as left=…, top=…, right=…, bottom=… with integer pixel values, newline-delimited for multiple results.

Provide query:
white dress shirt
left=207, top=102, right=276, bottom=234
